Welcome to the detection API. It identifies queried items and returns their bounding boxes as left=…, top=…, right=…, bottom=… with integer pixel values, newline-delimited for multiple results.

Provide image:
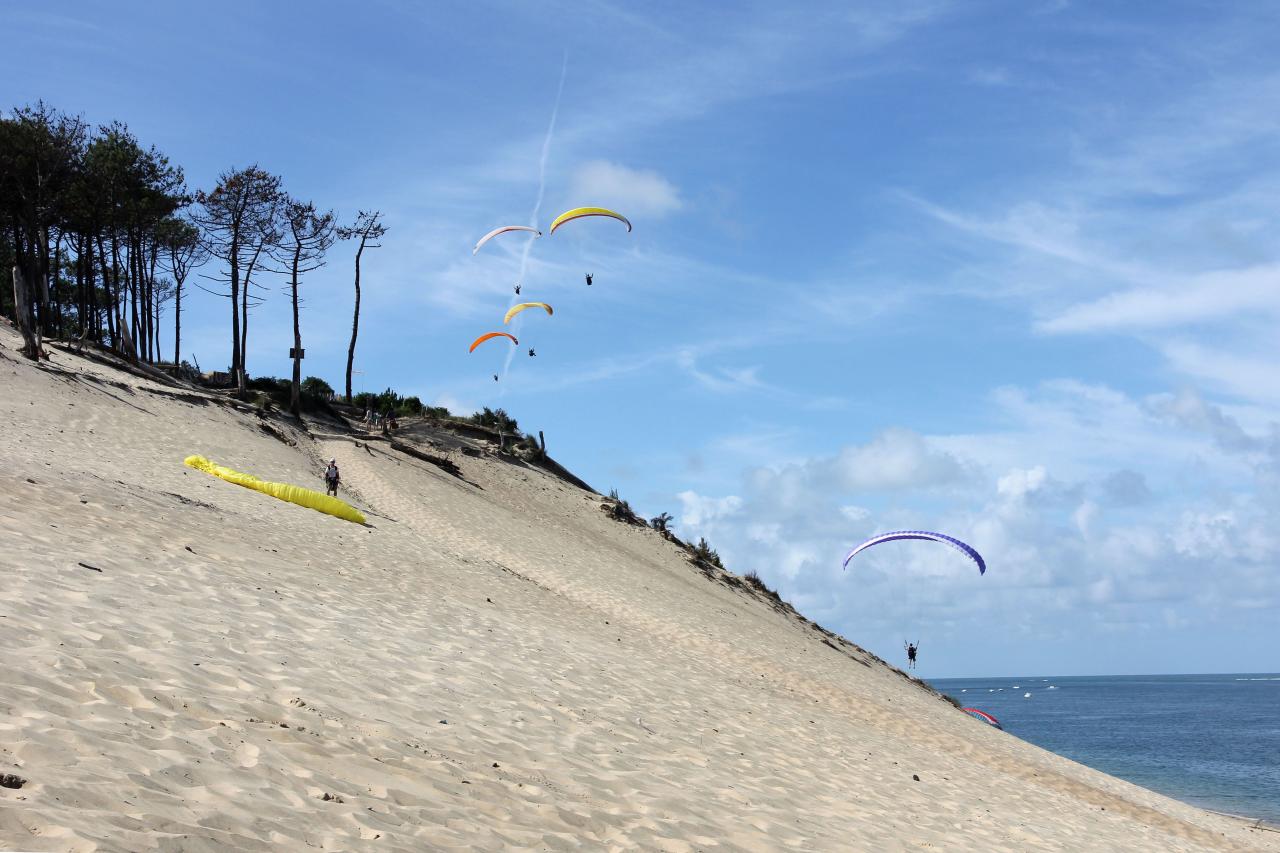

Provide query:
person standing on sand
left=324, top=459, right=340, bottom=497
left=905, top=641, right=919, bottom=670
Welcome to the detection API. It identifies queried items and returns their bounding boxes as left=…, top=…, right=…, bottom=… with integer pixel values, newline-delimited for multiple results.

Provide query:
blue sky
left=6, top=0, right=1279, bottom=677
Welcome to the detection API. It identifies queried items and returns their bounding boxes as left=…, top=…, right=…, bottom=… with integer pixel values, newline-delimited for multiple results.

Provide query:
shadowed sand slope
left=0, top=327, right=1275, bottom=852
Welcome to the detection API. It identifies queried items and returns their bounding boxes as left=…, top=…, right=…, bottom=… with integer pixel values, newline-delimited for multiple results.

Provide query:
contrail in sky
left=502, top=50, right=569, bottom=382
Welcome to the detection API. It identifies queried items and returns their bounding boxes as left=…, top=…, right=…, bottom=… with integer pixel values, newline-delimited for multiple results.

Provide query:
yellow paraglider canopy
left=504, top=302, right=553, bottom=324
left=184, top=455, right=365, bottom=525
left=548, top=207, right=632, bottom=235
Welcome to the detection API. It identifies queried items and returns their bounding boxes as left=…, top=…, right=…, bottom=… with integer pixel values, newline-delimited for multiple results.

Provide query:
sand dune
left=1, top=326, right=1274, bottom=851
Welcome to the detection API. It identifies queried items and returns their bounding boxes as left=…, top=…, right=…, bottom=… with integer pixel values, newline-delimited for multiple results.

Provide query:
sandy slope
left=0, top=326, right=1274, bottom=852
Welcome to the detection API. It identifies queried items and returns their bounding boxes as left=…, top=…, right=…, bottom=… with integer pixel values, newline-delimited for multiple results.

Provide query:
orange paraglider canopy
left=469, top=331, right=518, bottom=353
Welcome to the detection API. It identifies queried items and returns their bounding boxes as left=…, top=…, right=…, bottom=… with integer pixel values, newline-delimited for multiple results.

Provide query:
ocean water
left=928, top=674, right=1280, bottom=823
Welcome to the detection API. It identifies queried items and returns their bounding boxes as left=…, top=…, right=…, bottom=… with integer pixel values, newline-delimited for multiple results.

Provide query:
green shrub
left=248, top=375, right=289, bottom=395
left=244, top=375, right=337, bottom=413
left=352, top=387, right=428, bottom=417
left=602, top=490, right=644, bottom=526
left=744, top=570, right=781, bottom=603
left=690, top=537, right=724, bottom=570
left=470, top=407, right=519, bottom=433
left=516, top=432, right=544, bottom=458
left=301, top=376, right=334, bottom=399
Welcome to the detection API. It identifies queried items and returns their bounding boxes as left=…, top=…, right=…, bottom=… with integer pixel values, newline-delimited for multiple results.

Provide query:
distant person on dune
left=905, top=641, right=919, bottom=670
left=324, top=459, right=340, bottom=497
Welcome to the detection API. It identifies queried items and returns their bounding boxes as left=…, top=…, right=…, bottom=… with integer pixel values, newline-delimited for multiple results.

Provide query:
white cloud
left=1038, top=264, right=1280, bottom=334
left=1099, top=469, right=1150, bottom=506
left=840, top=505, right=871, bottom=521
left=1144, top=388, right=1261, bottom=453
left=1159, top=341, right=1280, bottom=405
left=675, top=350, right=764, bottom=393
left=1072, top=500, right=1099, bottom=537
left=568, top=160, right=682, bottom=218
left=997, top=465, right=1047, bottom=500
left=664, top=369, right=1280, bottom=672
left=834, top=428, right=968, bottom=491
left=1171, top=510, right=1239, bottom=560
left=899, top=55, right=1280, bottom=419
left=676, top=490, right=743, bottom=528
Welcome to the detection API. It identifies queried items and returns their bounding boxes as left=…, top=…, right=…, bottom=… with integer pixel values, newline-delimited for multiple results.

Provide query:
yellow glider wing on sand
left=548, top=207, right=632, bottom=235
left=184, top=455, right=366, bottom=525
left=503, top=302, right=553, bottom=324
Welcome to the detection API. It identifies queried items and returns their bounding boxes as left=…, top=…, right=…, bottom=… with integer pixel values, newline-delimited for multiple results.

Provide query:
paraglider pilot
left=324, top=459, right=340, bottom=497
left=528, top=347, right=536, bottom=357
left=904, top=640, right=919, bottom=670
left=585, top=273, right=593, bottom=286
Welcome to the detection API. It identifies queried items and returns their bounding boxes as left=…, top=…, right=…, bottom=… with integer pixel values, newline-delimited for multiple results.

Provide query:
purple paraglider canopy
left=842, top=530, right=986, bottom=575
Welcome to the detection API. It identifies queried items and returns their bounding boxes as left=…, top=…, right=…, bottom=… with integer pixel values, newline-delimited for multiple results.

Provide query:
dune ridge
left=1, top=325, right=1275, bottom=851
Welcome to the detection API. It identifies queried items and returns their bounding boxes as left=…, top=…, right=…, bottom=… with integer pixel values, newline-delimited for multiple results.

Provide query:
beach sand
left=1, top=324, right=1275, bottom=851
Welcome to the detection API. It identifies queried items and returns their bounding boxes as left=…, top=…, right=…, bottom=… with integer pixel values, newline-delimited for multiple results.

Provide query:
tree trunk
left=11, top=265, right=41, bottom=359
left=172, top=245, right=184, bottom=367
left=239, top=267, right=248, bottom=385
left=75, top=237, right=86, bottom=337
left=86, top=235, right=99, bottom=342
left=229, top=234, right=241, bottom=388
left=137, top=237, right=149, bottom=361
left=148, top=243, right=159, bottom=361
left=95, top=235, right=115, bottom=347
left=290, top=246, right=303, bottom=417
left=128, top=236, right=141, bottom=360
left=33, top=228, right=50, bottom=346
left=50, top=233, right=63, bottom=341
left=173, top=274, right=182, bottom=366
left=110, top=233, right=130, bottom=359
left=345, top=239, right=365, bottom=403
left=238, top=240, right=265, bottom=396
